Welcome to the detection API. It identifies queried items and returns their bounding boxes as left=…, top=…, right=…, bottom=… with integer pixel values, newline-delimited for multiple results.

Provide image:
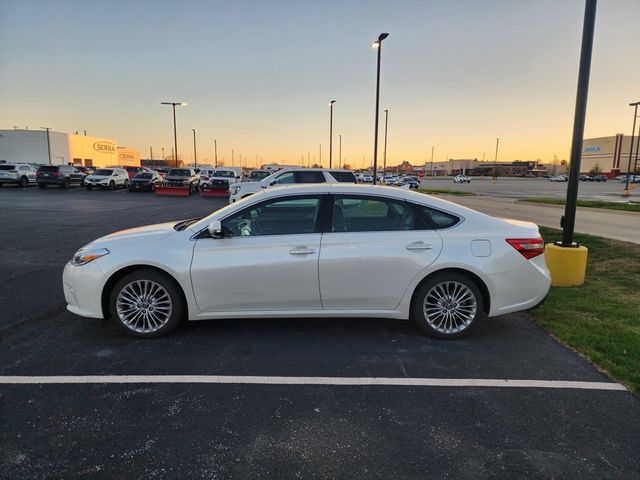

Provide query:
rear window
left=135, top=173, right=153, bottom=179
left=125, top=167, right=139, bottom=172
left=417, top=205, right=460, bottom=229
left=329, top=171, right=357, bottom=182
left=94, top=169, right=113, bottom=175
left=213, top=170, right=235, bottom=178
left=0, top=165, right=16, bottom=170
left=38, top=165, right=59, bottom=172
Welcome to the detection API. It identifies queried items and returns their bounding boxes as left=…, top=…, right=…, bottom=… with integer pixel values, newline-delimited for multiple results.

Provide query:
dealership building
left=0, top=129, right=140, bottom=167
left=580, top=134, right=637, bottom=176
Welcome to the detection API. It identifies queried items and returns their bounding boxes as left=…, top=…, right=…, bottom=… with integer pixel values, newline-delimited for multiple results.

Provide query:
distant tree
left=343, top=164, right=352, bottom=170
left=589, top=164, right=602, bottom=175
left=312, top=163, right=322, bottom=168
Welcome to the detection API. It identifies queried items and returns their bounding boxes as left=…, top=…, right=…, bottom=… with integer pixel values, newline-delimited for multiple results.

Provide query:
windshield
left=94, top=169, right=113, bottom=176
left=168, top=169, right=191, bottom=176
left=259, top=170, right=285, bottom=184
left=135, top=173, right=153, bottom=179
left=38, top=165, right=58, bottom=172
left=213, top=170, right=235, bottom=178
left=249, top=171, right=269, bottom=179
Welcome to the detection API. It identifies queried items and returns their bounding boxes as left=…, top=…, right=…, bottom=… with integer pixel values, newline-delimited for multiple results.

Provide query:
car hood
left=87, top=175, right=111, bottom=180
left=86, top=222, right=177, bottom=248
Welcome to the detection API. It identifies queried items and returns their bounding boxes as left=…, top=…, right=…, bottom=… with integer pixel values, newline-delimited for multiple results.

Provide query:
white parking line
left=0, top=375, right=627, bottom=391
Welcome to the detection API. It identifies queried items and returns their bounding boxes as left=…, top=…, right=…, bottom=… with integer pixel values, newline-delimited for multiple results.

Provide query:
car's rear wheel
left=109, top=269, right=185, bottom=338
left=109, top=180, right=115, bottom=191
left=62, top=178, right=70, bottom=189
left=413, top=272, right=485, bottom=339
left=19, top=176, right=28, bottom=188
left=124, top=180, right=129, bottom=189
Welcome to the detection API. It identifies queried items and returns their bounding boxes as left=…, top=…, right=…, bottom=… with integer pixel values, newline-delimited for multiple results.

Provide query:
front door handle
left=406, top=241, right=433, bottom=251
left=289, top=246, right=317, bottom=255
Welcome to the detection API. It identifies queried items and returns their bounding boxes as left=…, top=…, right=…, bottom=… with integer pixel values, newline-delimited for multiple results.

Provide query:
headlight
left=231, top=185, right=241, bottom=195
left=71, top=248, right=109, bottom=266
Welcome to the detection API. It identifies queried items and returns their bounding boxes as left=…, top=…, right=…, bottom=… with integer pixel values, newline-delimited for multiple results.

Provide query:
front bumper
left=63, top=260, right=106, bottom=319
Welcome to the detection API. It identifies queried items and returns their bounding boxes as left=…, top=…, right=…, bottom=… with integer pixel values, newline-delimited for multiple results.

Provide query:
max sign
left=93, top=142, right=116, bottom=154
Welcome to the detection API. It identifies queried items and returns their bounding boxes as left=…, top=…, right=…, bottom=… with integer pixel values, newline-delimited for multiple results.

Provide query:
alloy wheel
left=422, top=281, right=477, bottom=334
left=116, top=280, right=173, bottom=334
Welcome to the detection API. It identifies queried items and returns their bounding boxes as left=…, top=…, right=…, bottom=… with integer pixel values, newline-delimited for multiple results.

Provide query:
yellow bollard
left=544, top=243, right=588, bottom=287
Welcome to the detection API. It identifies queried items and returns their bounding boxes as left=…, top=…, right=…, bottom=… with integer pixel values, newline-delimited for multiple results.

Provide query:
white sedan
left=63, top=184, right=551, bottom=339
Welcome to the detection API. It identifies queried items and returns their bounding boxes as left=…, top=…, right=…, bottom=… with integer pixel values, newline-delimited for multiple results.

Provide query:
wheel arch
left=409, top=267, right=491, bottom=317
left=101, top=264, right=188, bottom=320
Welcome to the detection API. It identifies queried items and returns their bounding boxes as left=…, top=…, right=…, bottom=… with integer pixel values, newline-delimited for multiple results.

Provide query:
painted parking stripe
left=0, top=375, right=627, bottom=391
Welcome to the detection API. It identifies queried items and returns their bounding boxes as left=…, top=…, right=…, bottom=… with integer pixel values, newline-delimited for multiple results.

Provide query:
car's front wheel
left=413, top=272, right=485, bottom=339
left=109, top=269, right=185, bottom=338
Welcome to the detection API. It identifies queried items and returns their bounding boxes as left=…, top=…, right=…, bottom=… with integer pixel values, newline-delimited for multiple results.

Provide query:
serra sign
left=93, top=142, right=116, bottom=154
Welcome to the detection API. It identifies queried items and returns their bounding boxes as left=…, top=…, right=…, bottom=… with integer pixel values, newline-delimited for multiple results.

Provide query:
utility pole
left=431, top=146, right=435, bottom=177
left=383, top=109, right=389, bottom=178
left=339, top=135, right=342, bottom=168
left=319, top=144, right=322, bottom=166
left=40, top=127, right=52, bottom=165
left=493, top=138, right=500, bottom=182
left=232, top=149, right=234, bottom=167
left=150, top=146, right=153, bottom=161
left=214, top=140, right=218, bottom=168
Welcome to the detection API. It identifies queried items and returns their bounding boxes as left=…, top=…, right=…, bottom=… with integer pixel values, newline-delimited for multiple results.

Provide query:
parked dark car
left=128, top=171, right=163, bottom=192
left=592, top=175, right=608, bottom=182
left=403, top=178, right=421, bottom=189
left=579, top=174, right=592, bottom=181
left=36, top=165, right=85, bottom=188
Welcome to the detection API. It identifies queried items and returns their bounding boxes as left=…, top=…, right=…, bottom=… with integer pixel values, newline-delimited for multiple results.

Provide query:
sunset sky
left=1, top=0, right=638, bottom=168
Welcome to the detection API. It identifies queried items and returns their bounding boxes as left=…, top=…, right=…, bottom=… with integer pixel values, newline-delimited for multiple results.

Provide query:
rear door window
left=294, top=171, right=326, bottom=183
left=332, top=195, right=425, bottom=232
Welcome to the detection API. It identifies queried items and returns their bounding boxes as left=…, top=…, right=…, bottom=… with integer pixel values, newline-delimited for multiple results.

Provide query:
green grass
left=519, top=197, right=640, bottom=212
left=418, top=188, right=477, bottom=196
left=530, top=227, right=640, bottom=393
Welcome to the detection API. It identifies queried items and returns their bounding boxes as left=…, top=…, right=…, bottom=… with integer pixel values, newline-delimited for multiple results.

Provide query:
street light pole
left=329, top=100, right=336, bottom=168
left=371, top=33, right=389, bottom=185
left=339, top=134, right=342, bottom=168
left=214, top=139, right=218, bottom=168
left=40, top=127, right=52, bottom=165
left=623, top=101, right=639, bottom=195
left=161, top=102, right=187, bottom=167
left=493, top=138, right=500, bottom=182
left=319, top=144, right=322, bottom=166
left=192, top=129, right=198, bottom=170
left=431, top=146, right=435, bottom=177
left=561, top=0, right=597, bottom=246
left=383, top=109, right=388, bottom=179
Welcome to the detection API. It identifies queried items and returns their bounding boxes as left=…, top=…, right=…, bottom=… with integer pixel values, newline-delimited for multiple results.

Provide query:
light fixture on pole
left=191, top=129, right=198, bottom=170
left=40, top=127, right=52, bottom=165
left=160, top=102, right=187, bottom=167
left=329, top=100, right=336, bottom=168
left=623, top=101, right=640, bottom=196
left=371, top=32, right=389, bottom=185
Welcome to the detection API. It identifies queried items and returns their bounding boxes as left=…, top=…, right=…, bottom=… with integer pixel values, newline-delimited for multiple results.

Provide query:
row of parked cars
left=356, top=172, right=422, bottom=189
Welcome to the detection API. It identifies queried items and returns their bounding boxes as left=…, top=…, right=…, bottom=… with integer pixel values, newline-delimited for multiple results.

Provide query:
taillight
left=52, top=171, right=60, bottom=176
left=506, top=238, right=545, bottom=260
left=201, top=176, right=209, bottom=181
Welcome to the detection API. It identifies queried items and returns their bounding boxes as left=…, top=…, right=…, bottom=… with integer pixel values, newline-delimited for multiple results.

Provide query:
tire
left=109, top=181, right=115, bottom=191
left=80, top=178, right=85, bottom=187
left=109, top=269, right=185, bottom=338
left=124, top=180, right=129, bottom=189
left=86, top=185, right=93, bottom=190
left=19, top=176, right=28, bottom=188
left=412, top=272, right=485, bottom=339
left=38, top=183, right=46, bottom=189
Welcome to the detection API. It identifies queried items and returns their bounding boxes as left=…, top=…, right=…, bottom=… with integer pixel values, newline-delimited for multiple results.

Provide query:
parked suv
left=0, top=163, right=37, bottom=187
left=164, top=168, right=200, bottom=193
left=85, top=168, right=129, bottom=190
left=200, top=168, right=243, bottom=192
left=36, top=165, right=85, bottom=188
left=228, top=168, right=356, bottom=203
left=128, top=170, right=163, bottom=192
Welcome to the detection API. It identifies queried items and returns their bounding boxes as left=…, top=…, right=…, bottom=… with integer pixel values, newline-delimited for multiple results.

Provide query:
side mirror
left=208, top=220, right=224, bottom=239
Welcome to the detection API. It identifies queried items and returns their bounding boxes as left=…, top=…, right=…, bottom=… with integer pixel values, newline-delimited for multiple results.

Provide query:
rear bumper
left=37, top=178, right=65, bottom=185
left=486, top=256, right=551, bottom=317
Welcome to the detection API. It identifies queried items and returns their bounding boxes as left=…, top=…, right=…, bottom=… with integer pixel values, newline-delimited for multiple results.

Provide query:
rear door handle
left=289, top=246, right=317, bottom=255
left=406, top=241, right=433, bottom=251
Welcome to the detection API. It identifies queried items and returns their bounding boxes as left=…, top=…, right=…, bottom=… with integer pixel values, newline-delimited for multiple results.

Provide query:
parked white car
left=453, top=174, right=471, bottom=183
left=63, top=184, right=550, bottom=339
left=0, top=163, right=37, bottom=187
left=228, top=168, right=356, bottom=203
left=549, top=174, right=568, bottom=182
left=85, top=168, right=129, bottom=190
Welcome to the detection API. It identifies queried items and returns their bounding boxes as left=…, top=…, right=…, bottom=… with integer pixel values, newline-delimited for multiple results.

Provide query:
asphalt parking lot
left=1, top=187, right=639, bottom=479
